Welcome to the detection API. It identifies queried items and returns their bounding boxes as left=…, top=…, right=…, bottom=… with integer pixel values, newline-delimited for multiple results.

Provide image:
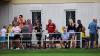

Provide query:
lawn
left=0, top=48, right=100, bottom=56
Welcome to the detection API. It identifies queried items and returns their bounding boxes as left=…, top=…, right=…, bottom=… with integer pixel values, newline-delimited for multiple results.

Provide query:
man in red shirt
left=46, top=19, right=56, bottom=48
left=46, top=19, right=56, bottom=33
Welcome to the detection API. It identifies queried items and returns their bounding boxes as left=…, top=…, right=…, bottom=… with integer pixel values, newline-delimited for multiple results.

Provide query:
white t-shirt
left=1, top=28, right=7, bottom=37
left=12, top=26, right=21, bottom=33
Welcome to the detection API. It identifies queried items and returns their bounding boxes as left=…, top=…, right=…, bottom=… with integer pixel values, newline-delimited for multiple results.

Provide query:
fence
left=0, top=32, right=82, bottom=49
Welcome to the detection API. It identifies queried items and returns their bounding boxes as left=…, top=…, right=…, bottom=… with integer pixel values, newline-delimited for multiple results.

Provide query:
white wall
left=0, top=4, right=9, bottom=29
left=0, top=3, right=100, bottom=36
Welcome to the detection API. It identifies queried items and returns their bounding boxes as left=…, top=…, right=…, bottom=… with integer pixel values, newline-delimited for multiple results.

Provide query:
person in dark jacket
left=67, top=19, right=76, bottom=48
left=76, top=19, right=83, bottom=48
left=35, top=22, right=42, bottom=48
left=21, top=23, right=30, bottom=48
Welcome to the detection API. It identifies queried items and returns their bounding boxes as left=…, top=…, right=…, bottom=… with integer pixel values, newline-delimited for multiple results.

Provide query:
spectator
left=46, top=19, right=56, bottom=33
left=76, top=19, right=83, bottom=48
left=7, top=24, right=14, bottom=49
left=21, top=22, right=30, bottom=48
left=88, top=18, right=98, bottom=48
left=18, top=15, right=25, bottom=29
left=26, top=19, right=33, bottom=47
left=27, top=19, right=33, bottom=33
left=81, top=26, right=88, bottom=48
left=12, top=23, right=21, bottom=50
left=67, top=19, right=76, bottom=48
left=46, top=19, right=56, bottom=48
left=61, top=26, right=65, bottom=33
left=12, top=17, right=18, bottom=26
left=0, top=26, right=7, bottom=49
left=54, top=30, right=62, bottom=48
left=61, top=26, right=69, bottom=48
left=35, top=22, right=42, bottom=48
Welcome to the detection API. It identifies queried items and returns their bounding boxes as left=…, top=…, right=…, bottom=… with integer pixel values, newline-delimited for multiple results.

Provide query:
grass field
left=0, top=48, right=100, bottom=56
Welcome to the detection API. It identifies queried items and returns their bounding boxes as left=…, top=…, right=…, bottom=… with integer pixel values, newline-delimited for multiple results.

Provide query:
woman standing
left=12, top=23, right=21, bottom=50
left=67, top=19, right=76, bottom=48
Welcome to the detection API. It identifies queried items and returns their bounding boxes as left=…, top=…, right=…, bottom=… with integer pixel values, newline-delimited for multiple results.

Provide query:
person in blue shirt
left=88, top=18, right=98, bottom=48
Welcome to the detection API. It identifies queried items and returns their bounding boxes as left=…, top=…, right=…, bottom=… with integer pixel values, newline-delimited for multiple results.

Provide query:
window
left=32, top=10, right=41, bottom=26
left=66, top=10, right=75, bottom=26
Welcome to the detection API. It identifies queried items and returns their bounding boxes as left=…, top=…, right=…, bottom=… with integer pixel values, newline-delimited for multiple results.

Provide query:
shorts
left=1, top=36, right=6, bottom=42
left=9, top=36, right=14, bottom=40
left=14, top=34, right=20, bottom=40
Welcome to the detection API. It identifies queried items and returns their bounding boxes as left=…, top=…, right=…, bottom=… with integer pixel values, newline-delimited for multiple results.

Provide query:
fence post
left=80, top=32, right=82, bottom=48
left=7, top=33, right=9, bottom=49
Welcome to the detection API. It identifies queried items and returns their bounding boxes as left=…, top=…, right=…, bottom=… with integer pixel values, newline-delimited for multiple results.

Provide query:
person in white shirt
left=0, top=26, right=7, bottom=49
left=12, top=23, right=21, bottom=50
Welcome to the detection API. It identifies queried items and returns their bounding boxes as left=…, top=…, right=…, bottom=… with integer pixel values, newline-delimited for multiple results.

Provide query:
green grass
left=0, top=48, right=100, bottom=56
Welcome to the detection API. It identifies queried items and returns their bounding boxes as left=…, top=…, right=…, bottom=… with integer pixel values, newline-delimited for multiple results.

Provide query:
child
left=62, top=26, right=69, bottom=48
left=0, top=26, right=7, bottom=49
left=9, top=31, right=14, bottom=49
left=7, top=24, right=14, bottom=49
left=81, top=27, right=88, bottom=48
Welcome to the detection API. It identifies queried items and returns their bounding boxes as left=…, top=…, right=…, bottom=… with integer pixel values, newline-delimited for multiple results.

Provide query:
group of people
left=0, top=15, right=100, bottom=49
left=0, top=15, right=33, bottom=49
left=45, top=19, right=83, bottom=48
left=45, top=18, right=100, bottom=48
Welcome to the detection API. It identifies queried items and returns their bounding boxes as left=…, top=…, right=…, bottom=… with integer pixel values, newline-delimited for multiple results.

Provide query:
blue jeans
left=1, top=36, right=6, bottom=42
left=90, top=33, right=98, bottom=48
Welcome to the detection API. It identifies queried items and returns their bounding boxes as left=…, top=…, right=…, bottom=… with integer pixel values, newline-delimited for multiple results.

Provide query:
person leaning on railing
left=67, top=19, right=76, bottom=48
left=76, top=19, right=83, bottom=48
left=12, top=23, right=21, bottom=50
left=34, top=22, right=42, bottom=49
left=61, top=26, right=69, bottom=48
left=21, top=22, right=30, bottom=48
left=0, top=26, right=7, bottom=49
left=46, top=19, right=56, bottom=48
left=7, top=24, right=14, bottom=49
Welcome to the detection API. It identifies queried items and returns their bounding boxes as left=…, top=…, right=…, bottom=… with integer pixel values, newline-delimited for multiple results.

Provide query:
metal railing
left=0, top=32, right=82, bottom=49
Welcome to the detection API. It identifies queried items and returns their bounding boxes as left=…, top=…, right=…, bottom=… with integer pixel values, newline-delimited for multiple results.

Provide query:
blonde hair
left=69, top=19, right=74, bottom=24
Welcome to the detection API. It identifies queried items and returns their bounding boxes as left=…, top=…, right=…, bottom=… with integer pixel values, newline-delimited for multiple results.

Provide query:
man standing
left=76, top=19, right=83, bottom=48
left=18, top=15, right=25, bottom=29
left=88, top=18, right=98, bottom=48
left=46, top=19, right=56, bottom=48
